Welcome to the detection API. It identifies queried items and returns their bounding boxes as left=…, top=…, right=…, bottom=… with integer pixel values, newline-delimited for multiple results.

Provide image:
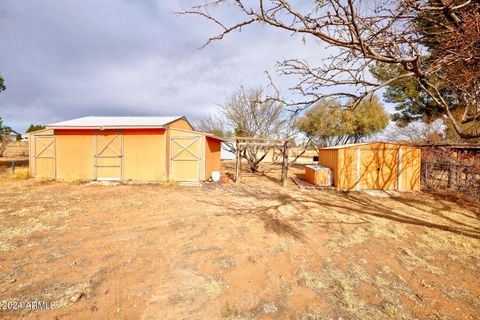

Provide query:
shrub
left=13, top=168, right=29, bottom=180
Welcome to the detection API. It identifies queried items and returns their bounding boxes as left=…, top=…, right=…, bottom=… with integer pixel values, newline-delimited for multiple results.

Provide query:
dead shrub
left=12, top=168, right=29, bottom=180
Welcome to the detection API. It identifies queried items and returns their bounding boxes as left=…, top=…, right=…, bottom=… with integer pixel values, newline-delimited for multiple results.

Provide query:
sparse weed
left=338, top=279, right=353, bottom=308
left=222, top=302, right=239, bottom=317
left=37, top=178, right=55, bottom=184
left=399, top=248, right=444, bottom=276
left=66, top=178, right=82, bottom=185
left=296, top=269, right=326, bottom=292
left=385, top=305, right=398, bottom=318
left=216, top=256, right=236, bottom=269
left=12, top=168, right=29, bottom=179
left=205, top=277, right=224, bottom=297
left=162, top=180, right=177, bottom=188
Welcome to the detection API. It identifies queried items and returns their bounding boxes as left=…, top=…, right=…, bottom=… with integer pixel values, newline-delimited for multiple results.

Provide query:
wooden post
left=281, top=141, right=289, bottom=187
left=235, top=139, right=241, bottom=183
left=447, top=164, right=453, bottom=188
left=456, top=165, right=461, bottom=188
left=424, top=161, right=429, bottom=185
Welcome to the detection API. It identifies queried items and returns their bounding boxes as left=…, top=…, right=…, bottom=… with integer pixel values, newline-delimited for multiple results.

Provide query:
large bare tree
left=180, top=0, right=480, bottom=139
left=383, top=120, right=445, bottom=142
left=197, top=87, right=290, bottom=172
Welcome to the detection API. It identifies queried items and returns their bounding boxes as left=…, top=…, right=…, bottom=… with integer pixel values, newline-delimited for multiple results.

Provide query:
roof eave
left=47, top=125, right=167, bottom=130
left=206, top=135, right=226, bottom=142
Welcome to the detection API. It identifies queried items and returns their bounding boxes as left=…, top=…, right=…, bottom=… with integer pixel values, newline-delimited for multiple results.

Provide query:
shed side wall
left=29, top=135, right=33, bottom=176
left=318, top=149, right=338, bottom=187
left=205, top=137, right=221, bottom=180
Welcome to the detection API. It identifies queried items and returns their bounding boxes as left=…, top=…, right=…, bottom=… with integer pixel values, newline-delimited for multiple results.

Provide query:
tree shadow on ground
left=202, top=186, right=308, bottom=241
left=201, top=184, right=480, bottom=241
left=310, top=191, right=480, bottom=240
left=222, top=161, right=310, bottom=185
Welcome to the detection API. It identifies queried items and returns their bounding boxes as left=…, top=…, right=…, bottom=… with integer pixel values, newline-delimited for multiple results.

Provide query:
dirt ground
left=1, top=161, right=479, bottom=320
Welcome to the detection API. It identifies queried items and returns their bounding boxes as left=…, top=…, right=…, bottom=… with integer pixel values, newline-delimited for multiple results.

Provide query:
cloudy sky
left=1, top=0, right=348, bottom=132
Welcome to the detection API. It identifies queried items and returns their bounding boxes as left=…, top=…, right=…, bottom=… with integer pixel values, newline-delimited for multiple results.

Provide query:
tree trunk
left=0, top=139, right=9, bottom=157
left=281, top=141, right=289, bottom=187
left=235, top=140, right=241, bottom=183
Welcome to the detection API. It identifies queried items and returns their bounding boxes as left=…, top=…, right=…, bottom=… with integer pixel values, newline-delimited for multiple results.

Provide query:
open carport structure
left=318, top=142, right=421, bottom=191
left=28, top=116, right=223, bottom=182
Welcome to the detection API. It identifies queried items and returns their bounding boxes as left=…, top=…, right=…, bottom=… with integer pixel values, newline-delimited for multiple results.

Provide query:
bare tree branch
left=179, top=0, right=480, bottom=138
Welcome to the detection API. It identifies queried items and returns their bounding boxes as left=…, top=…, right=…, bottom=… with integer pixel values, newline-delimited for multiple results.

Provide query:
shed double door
left=358, top=148, right=399, bottom=190
left=94, top=131, right=123, bottom=181
left=170, top=136, right=202, bottom=181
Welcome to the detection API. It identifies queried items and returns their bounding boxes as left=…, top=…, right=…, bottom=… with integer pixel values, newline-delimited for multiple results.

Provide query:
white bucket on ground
left=211, top=171, right=221, bottom=182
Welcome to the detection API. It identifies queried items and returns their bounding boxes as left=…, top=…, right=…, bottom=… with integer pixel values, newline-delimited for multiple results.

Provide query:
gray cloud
left=0, top=0, right=333, bottom=132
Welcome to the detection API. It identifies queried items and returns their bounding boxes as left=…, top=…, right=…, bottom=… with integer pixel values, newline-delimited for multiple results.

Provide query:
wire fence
left=421, top=159, right=480, bottom=200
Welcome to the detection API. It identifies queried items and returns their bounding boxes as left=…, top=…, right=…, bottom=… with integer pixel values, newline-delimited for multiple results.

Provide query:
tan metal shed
left=318, top=142, right=421, bottom=191
left=28, top=116, right=223, bottom=182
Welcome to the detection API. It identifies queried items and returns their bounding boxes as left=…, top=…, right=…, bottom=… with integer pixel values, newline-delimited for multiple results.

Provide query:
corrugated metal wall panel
left=318, top=149, right=338, bottom=186
left=400, top=146, right=421, bottom=191
left=56, top=134, right=94, bottom=180
left=339, top=148, right=358, bottom=190
left=123, top=130, right=165, bottom=181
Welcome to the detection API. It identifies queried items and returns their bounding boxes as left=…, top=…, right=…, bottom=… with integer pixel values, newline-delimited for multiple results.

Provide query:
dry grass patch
left=221, top=300, right=282, bottom=320
left=296, top=308, right=332, bottom=320
left=162, top=180, right=177, bottom=188
left=398, top=248, right=444, bottom=276
left=216, top=256, right=237, bottom=269
left=373, top=266, right=420, bottom=313
left=261, top=301, right=279, bottom=314
left=295, top=259, right=416, bottom=319
left=65, top=178, right=82, bottom=185
left=53, top=282, right=95, bottom=308
left=128, top=199, right=144, bottom=207
left=296, top=269, right=327, bottom=293
left=269, top=238, right=296, bottom=256
left=222, top=311, right=252, bottom=320
left=416, top=229, right=480, bottom=269
left=2, top=268, right=104, bottom=313
left=0, top=218, right=49, bottom=251
left=0, top=206, right=70, bottom=251
left=324, top=210, right=412, bottom=252
left=12, top=168, right=29, bottom=179
left=205, top=277, right=225, bottom=297
left=36, top=178, right=56, bottom=184
left=9, top=206, right=46, bottom=217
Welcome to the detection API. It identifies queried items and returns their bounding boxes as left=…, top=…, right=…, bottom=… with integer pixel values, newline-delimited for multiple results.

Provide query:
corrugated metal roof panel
left=318, top=141, right=410, bottom=149
left=47, top=116, right=183, bottom=128
left=319, top=142, right=371, bottom=149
